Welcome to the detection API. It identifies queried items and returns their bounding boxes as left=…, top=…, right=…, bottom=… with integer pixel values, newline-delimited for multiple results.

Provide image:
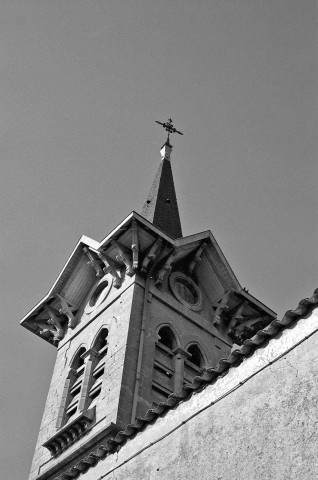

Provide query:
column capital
left=173, top=347, right=191, bottom=359
left=80, top=348, right=99, bottom=360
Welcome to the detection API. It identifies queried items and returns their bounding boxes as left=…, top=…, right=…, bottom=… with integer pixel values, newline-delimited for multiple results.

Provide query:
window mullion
left=56, top=376, right=71, bottom=429
left=173, top=347, right=191, bottom=392
left=78, top=350, right=98, bottom=412
left=56, top=368, right=76, bottom=429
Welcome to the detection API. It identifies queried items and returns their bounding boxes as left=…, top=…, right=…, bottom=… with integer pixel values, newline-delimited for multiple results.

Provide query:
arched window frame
left=185, top=343, right=206, bottom=370
left=56, top=346, right=87, bottom=429
left=183, top=342, right=207, bottom=387
left=56, top=327, right=109, bottom=430
left=156, top=324, right=179, bottom=351
left=86, top=327, right=109, bottom=408
left=152, top=325, right=181, bottom=406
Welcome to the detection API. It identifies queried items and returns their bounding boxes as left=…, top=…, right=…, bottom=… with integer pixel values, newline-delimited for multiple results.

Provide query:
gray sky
left=0, top=1, right=317, bottom=478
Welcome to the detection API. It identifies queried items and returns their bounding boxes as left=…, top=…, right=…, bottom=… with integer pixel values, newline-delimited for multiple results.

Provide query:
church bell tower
left=21, top=120, right=276, bottom=480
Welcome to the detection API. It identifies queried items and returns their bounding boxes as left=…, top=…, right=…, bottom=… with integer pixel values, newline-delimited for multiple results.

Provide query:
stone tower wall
left=64, top=307, right=318, bottom=480
left=30, top=268, right=234, bottom=480
left=29, top=276, right=136, bottom=480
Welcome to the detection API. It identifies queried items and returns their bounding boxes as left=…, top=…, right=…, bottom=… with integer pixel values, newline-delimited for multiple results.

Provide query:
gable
left=20, top=212, right=276, bottom=346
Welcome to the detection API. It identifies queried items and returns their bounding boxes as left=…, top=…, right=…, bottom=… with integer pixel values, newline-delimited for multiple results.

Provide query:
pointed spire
left=141, top=136, right=182, bottom=239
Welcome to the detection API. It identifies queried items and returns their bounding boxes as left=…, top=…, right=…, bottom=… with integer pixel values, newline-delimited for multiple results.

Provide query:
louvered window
left=88, top=329, right=109, bottom=407
left=187, top=344, right=204, bottom=368
left=184, top=344, right=205, bottom=385
left=65, top=347, right=86, bottom=422
left=152, top=327, right=177, bottom=406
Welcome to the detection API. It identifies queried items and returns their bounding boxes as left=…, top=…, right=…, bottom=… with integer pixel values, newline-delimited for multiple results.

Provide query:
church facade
left=21, top=131, right=317, bottom=480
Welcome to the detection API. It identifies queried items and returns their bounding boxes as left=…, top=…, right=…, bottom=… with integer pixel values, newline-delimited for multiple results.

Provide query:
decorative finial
left=155, top=118, right=183, bottom=142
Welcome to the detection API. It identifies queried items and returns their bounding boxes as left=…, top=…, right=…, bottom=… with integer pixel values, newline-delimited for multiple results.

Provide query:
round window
left=89, top=280, right=109, bottom=307
left=169, top=272, right=203, bottom=311
left=85, top=276, right=113, bottom=313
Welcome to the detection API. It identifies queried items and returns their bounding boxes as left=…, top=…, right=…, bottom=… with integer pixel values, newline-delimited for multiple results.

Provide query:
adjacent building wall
left=77, top=307, right=318, bottom=480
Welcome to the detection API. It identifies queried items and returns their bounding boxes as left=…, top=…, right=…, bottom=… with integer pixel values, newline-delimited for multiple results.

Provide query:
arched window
left=87, top=328, right=109, bottom=408
left=184, top=343, right=205, bottom=385
left=64, top=347, right=86, bottom=424
left=152, top=326, right=177, bottom=406
left=56, top=329, right=109, bottom=430
left=187, top=344, right=204, bottom=368
left=157, top=326, right=177, bottom=350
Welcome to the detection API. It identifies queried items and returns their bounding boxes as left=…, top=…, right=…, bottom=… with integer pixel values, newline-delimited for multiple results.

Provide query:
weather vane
left=155, top=118, right=183, bottom=141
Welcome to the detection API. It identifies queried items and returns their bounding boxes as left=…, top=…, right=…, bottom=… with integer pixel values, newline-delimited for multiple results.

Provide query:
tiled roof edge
left=55, top=288, right=318, bottom=480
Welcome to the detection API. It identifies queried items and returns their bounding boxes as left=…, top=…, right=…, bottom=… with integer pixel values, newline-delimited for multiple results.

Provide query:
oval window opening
left=174, top=277, right=198, bottom=304
left=169, top=272, right=203, bottom=311
left=89, top=280, right=109, bottom=307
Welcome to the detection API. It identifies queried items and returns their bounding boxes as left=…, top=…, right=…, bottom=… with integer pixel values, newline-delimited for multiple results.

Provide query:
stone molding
left=43, top=408, right=95, bottom=457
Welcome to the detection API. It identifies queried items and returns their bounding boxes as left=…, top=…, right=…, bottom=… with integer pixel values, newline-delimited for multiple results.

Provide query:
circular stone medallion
left=169, top=272, right=203, bottom=311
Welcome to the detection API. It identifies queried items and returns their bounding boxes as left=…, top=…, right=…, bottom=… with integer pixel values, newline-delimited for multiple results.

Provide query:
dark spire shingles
left=141, top=142, right=182, bottom=239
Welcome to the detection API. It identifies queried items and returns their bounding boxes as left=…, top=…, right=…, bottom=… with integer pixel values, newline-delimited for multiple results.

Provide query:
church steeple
left=141, top=120, right=183, bottom=239
left=21, top=117, right=277, bottom=480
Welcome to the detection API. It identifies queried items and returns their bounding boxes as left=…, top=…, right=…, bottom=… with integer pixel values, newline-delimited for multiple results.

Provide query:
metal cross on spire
left=155, top=118, right=183, bottom=142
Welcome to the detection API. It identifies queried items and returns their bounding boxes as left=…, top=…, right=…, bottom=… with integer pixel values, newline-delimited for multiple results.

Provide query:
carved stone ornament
left=83, top=247, right=104, bottom=278
left=96, top=251, right=123, bottom=289
left=29, top=296, right=80, bottom=345
left=51, top=423, right=120, bottom=480
left=112, top=240, right=134, bottom=276
left=56, top=294, right=78, bottom=329
left=189, top=242, right=207, bottom=275
left=43, top=408, right=95, bottom=457
left=211, top=293, right=272, bottom=344
left=141, top=238, right=163, bottom=273
left=211, top=290, right=232, bottom=327
left=169, top=272, right=203, bottom=311
left=228, top=302, right=247, bottom=336
left=228, top=313, right=272, bottom=344
left=155, top=248, right=183, bottom=287
left=131, top=219, right=139, bottom=271
left=36, top=305, right=66, bottom=346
